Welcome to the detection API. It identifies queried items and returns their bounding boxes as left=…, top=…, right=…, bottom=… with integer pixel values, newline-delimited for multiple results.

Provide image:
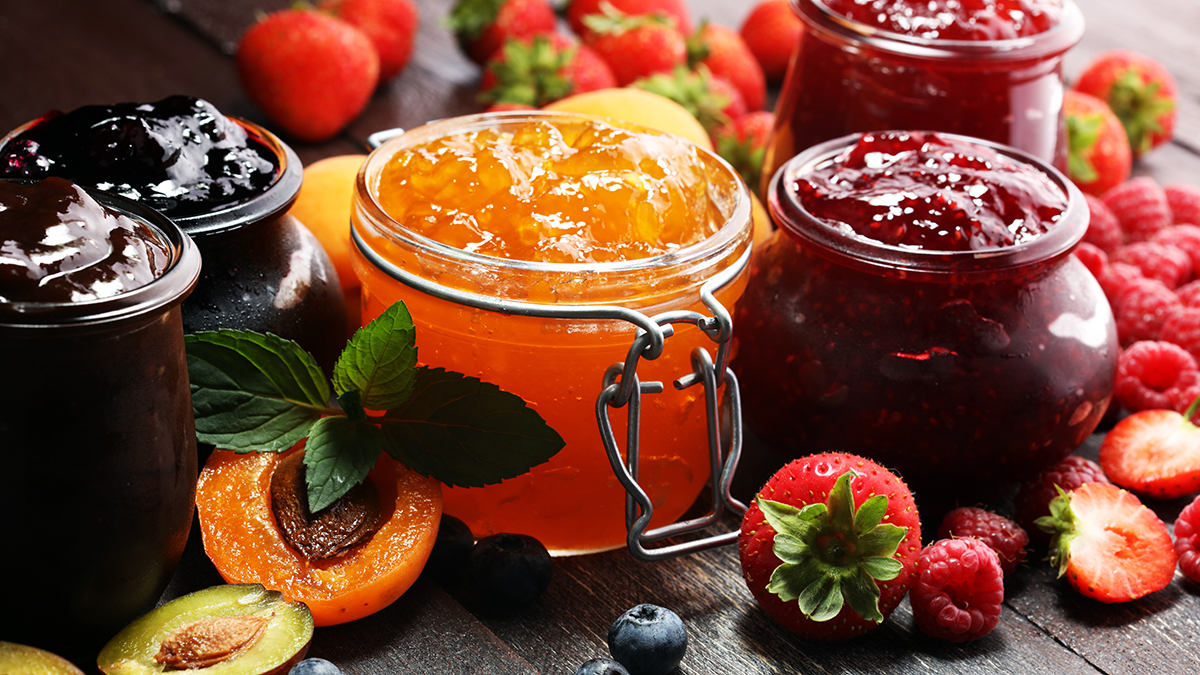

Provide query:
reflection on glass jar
left=734, top=132, right=1116, bottom=510
left=352, top=112, right=752, bottom=555
left=762, top=0, right=1084, bottom=194
left=0, top=179, right=201, bottom=658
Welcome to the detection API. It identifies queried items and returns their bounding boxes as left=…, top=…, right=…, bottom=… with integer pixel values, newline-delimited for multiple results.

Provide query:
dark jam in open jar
left=761, top=0, right=1083, bottom=194
left=733, top=132, right=1117, bottom=509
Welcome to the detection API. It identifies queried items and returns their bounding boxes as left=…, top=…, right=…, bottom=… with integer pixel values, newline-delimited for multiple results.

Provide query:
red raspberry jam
left=732, top=133, right=1117, bottom=510
left=761, top=0, right=1083, bottom=193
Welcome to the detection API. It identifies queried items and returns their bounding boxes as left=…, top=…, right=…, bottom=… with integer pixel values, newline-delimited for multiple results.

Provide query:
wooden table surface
left=5, top=0, right=1200, bottom=673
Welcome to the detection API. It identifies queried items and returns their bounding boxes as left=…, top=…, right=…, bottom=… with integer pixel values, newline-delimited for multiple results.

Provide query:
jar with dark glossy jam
left=733, top=132, right=1116, bottom=509
left=762, top=0, right=1084, bottom=194
left=0, top=178, right=201, bottom=659
left=0, top=97, right=348, bottom=372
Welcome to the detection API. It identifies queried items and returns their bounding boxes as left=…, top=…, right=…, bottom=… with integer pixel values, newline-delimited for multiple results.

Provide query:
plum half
left=98, top=584, right=313, bottom=675
left=0, top=642, right=87, bottom=675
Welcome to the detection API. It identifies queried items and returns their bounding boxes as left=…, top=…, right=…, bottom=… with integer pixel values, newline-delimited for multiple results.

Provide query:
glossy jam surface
left=795, top=132, right=1067, bottom=251
left=734, top=134, right=1115, bottom=513
left=356, top=114, right=750, bottom=553
left=375, top=118, right=723, bottom=263
left=821, top=0, right=1062, bottom=40
left=0, top=177, right=170, bottom=304
left=0, top=96, right=277, bottom=218
left=762, top=0, right=1081, bottom=191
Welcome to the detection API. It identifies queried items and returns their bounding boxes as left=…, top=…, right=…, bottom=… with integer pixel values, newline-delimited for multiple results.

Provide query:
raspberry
left=1161, top=307, right=1200, bottom=361
left=1152, top=224, right=1200, bottom=273
left=1014, top=456, right=1111, bottom=542
left=1098, top=261, right=1145, bottom=306
left=1112, top=241, right=1192, bottom=289
left=1114, top=340, right=1199, bottom=412
left=1082, top=193, right=1124, bottom=252
left=1178, top=280, right=1200, bottom=309
left=1103, top=177, right=1172, bottom=242
left=1113, top=277, right=1182, bottom=345
left=909, top=538, right=1004, bottom=643
left=1174, top=495, right=1200, bottom=583
left=936, top=507, right=1028, bottom=576
left=1072, top=242, right=1107, bottom=280
left=1166, top=371, right=1200, bottom=422
left=1166, top=183, right=1200, bottom=225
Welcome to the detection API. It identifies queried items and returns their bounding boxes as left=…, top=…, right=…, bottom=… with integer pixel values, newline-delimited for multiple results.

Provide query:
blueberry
left=468, top=533, right=553, bottom=606
left=288, top=658, right=342, bottom=675
left=574, top=657, right=632, bottom=675
left=425, top=514, right=475, bottom=582
left=607, top=604, right=688, bottom=675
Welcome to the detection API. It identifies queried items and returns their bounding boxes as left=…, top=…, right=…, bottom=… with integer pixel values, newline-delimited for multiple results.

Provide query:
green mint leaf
left=303, top=416, right=384, bottom=513
left=378, top=367, right=565, bottom=487
left=338, top=389, right=367, bottom=423
left=333, top=301, right=418, bottom=411
left=186, top=330, right=333, bottom=452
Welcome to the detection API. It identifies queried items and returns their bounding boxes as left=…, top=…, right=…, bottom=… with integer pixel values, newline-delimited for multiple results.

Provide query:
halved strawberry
left=1099, top=396, right=1200, bottom=499
left=1037, top=482, right=1176, bottom=603
left=738, top=453, right=921, bottom=640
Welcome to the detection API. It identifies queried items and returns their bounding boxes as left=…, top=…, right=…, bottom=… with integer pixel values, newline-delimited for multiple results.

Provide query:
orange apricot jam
left=352, top=112, right=752, bottom=554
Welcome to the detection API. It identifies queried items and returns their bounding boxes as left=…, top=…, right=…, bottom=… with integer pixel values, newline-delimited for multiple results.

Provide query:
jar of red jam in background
left=0, top=97, right=348, bottom=372
left=732, top=131, right=1116, bottom=512
left=0, top=178, right=201, bottom=660
left=762, top=0, right=1084, bottom=195
left=352, top=112, right=752, bottom=555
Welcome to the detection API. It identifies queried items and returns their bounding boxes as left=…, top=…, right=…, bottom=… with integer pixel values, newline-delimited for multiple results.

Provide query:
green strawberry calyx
left=758, top=470, right=908, bottom=623
left=582, top=1, right=675, bottom=36
left=446, top=0, right=506, bottom=41
left=1035, top=486, right=1079, bottom=578
left=631, top=65, right=730, bottom=134
left=1108, top=70, right=1175, bottom=155
left=481, top=36, right=577, bottom=107
left=1066, top=111, right=1103, bottom=184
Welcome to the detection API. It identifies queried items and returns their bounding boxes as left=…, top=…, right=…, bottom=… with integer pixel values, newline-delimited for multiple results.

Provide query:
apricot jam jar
left=762, top=0, right=1084, bottom=193
left=0, top=97, right=348, bottom=372
left=733, top=131, right=1116, bottom=508
left=0, top=178, right=201, bottom=656
left=352, top=112, right=752, bottom=554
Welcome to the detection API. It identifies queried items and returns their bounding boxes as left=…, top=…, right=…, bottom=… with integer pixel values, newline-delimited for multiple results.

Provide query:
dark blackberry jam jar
left=732, top=131, right=1116, bottom=507
left=0, top=97, right=348, bottom=372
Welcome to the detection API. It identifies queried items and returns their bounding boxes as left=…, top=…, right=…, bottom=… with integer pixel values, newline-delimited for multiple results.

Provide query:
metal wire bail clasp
left=597, top=248, right=750, bottom=562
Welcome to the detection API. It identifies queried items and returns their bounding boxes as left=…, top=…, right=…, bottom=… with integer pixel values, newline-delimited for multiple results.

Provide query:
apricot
left=543, top=88, right=713, bottom=151
left=195, top=446, right=442, bottom=626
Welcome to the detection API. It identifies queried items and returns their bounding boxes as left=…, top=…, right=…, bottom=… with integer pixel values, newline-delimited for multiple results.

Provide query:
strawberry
left=631, top=66, right=744, bottom=139
left=322, top=0, right=419, bottom=81
left=236, top=9, right=379, bottom=143
left=480, top=34, right=617, bottom=108
left=713, top=110, right=774, bottom=190
left=566, top=0, right=692, bottom=39
left=1064, top=90, right=1130, bottom=197
left=582, top=6, right=687, bottom=86
left=687, top=22, right=767, bottom=112
left=1014, top=456, right=1111, bottom=543
left=447, top=0, right=557, bottom=66
left=740, top=0, right=802, bottom=84
left=738, top=453, right=921, bottom=641
left=1099, top=396, right=1200, bottom=499
left=1037, top=482, right=1176, bottom=602
left=1074, top=50, right=1177, bottom=158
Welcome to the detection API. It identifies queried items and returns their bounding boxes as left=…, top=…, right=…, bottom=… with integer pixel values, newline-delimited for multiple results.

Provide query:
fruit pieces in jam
left=374, top=117, right=725, bottom=263
left=0, top=96, right=277, bottom=218
left=0, top=177, right=170, bottom=303
left=795, top=131, right=1068, bottom=251
left=822, top=0, right=1063, bottom=40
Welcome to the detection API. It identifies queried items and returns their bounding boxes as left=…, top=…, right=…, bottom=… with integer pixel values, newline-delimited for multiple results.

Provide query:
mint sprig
left=185, top=301, right=566, bottom=513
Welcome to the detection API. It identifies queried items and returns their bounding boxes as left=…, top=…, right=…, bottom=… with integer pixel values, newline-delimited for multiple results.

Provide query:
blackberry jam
left=0, top=97, right=348, bottom=372
left=761, top=0, right=1083, bottom=193
left=733, top=132, right=1117, bottom=507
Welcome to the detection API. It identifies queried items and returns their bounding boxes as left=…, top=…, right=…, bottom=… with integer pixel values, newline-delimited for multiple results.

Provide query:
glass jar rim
left=0, top=183, right=202, bottom=330
left=354, top=110, right=753, bottom=306
left=767, top=131, right=1087, bottom=282
left=793, top=0, right=1084, bottom=62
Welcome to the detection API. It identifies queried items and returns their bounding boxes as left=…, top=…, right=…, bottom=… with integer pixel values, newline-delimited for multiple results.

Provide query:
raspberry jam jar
left=762, top=0, right=1084, bottom=192
left=352, top=112, right=752, bottom=554
left=0, top=97, right=348, bottom=372
left=733, top=132, right=1116, bottom=508
left=0, top=178, right=201, bottom=657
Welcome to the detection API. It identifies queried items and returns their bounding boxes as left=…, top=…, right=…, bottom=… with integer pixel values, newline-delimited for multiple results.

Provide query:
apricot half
left=196, top=447, right=442, bottom=626
left=97, top=584, right=311, bottom=675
